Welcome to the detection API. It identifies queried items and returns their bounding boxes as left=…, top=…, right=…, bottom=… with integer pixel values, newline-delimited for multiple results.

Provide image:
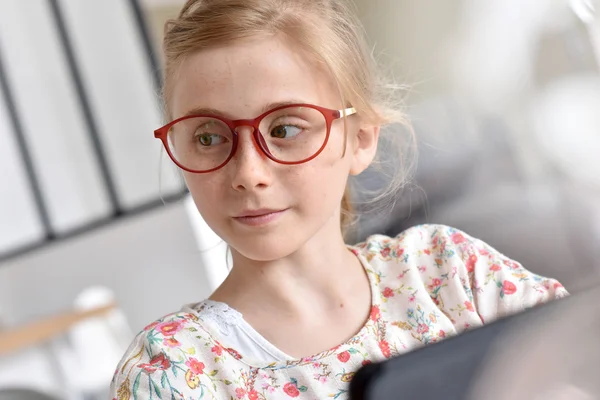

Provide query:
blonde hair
left=163, top=0, right=414, bottom=237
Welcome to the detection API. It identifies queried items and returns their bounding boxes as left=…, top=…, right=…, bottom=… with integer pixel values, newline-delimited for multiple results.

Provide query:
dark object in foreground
left=351, top=283, right=600, bottom=400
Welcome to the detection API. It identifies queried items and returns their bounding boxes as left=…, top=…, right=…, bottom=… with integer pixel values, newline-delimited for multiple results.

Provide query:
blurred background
left=0, top=0, right=598, bottom=399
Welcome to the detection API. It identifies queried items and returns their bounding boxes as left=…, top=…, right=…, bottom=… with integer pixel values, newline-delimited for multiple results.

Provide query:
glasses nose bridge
left=232, top=118, right=260, bottom=135
left=231, top=118, right=269, bottom=159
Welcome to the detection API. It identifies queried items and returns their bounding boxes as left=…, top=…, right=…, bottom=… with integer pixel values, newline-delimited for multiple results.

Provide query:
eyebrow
left=182, top=99, right=311, bottom=119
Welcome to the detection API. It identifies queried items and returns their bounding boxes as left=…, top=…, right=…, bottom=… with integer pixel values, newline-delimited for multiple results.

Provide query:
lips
left=232, top=208, right=288, bottom=226
left=235, top=209, right=285, bottom=218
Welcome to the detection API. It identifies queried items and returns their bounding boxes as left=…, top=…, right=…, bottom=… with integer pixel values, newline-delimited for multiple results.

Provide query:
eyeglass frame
left=154, top=103, right=357, bottom=173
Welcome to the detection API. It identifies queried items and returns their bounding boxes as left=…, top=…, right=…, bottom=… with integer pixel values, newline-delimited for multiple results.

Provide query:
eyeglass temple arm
left=339, top=107, right=357, bottom=118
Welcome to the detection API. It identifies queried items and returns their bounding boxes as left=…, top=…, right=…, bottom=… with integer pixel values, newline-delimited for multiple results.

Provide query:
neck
left=210, top=215, right=362, bottom=315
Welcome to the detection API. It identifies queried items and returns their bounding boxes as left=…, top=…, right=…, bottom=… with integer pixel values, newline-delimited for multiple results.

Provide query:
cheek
left=290, top=141, right=351, bottom=207
left=325, top=120, right=360, bottom=163
left=183, top=173, right=223, bottom=210
left=319, top=124, right=355, bottom=172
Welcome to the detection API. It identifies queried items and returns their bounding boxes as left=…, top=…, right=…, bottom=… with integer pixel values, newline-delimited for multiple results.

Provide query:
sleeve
left=109, top=316, right=214, bottom=400
left=427, top=226, right=568, bottom=327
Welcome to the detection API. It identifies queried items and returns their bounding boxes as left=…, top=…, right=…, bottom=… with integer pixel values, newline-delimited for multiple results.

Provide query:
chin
left=228, top=232, right=304, bottom=262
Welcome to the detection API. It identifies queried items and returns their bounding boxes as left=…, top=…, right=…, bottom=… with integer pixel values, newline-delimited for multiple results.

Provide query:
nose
left=229, top=126, right=273, bottom=192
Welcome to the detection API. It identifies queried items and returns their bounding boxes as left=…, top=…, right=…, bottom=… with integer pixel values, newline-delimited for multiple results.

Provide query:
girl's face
left=169, top=35, right=378, bottom=261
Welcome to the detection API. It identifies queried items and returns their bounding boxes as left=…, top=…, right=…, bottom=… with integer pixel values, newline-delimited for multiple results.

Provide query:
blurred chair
left=0, top=287, right=132, bottom=400
left=0, top=388, right=60, bottom=400
left=0, top=300, right=117, bottom=358
left=63, top=287, right=133, bottom=400
left=0, top=348, right=62, bottom=400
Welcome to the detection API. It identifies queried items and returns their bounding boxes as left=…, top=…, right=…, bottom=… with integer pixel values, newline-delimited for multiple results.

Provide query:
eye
left=270, top=125, right=302, bottom=139
left=196, top=133, right=225, bottom=146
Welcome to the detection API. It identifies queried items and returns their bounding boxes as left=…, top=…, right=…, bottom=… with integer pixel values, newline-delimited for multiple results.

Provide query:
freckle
left=340, top=303, right=344, bottom=308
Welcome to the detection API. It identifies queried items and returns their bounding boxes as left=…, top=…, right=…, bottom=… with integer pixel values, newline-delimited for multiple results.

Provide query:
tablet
left=350, top=285, right=600, bottom=400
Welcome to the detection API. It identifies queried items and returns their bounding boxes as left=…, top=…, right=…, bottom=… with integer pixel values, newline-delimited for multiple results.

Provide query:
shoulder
left=353, top=224, right=568, bottom=323
left=352, top=224, right=488, bottom=294
left=109, top=309, right=232, bottom=398
left=352, top=224, right=476, bottom=263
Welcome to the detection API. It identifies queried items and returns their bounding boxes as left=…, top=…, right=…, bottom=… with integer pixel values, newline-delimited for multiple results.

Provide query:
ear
left=349, top=124, right=380, bottom=176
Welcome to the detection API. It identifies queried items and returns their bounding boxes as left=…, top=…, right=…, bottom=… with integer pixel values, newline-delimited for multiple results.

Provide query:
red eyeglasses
left=154, top=104, right=356, bottom=173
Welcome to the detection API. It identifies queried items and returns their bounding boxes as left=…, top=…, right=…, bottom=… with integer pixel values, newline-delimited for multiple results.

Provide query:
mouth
left=233, top=208, right=288, bottom=226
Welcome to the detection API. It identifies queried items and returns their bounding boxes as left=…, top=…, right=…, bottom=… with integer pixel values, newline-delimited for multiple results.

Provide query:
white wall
left=0, top=0, right=183, bottom=257
left=0, top=200, right=213, bottom=333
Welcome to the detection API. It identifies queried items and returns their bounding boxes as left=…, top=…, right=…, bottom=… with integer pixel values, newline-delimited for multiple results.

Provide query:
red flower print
left=235, top=388, right=245, bottom=399
left=143, top=321, right=159, bottom=331
left=382, top=287, right=395, bottom=298
left=283, top=382, right=300, bottom=397
left=211, top=345, right=223, bottom=356
left=183, top=313, right=199, bottom=322
left=248, top=390, right=259, bottom=400
left=362, top=360, right=372, bottom=366
left=466, top=254, right=477, bottom=273
left=138, top=363, right=156, bottom=373
left=416, top=323, right=429, bottom=334
left=379, top=340, right=391, bottom=358
left=464, top=300, right=474, bottom=312
left=431, top=278, right=442, bottom=287
left=502, top=280, right=517, bottom=295
left=150, top=353, right=170, bottom=370
left=163, top=337, right=180, bottom=348
left=185, top=358, right=205, bottom=375
left=553, top=282, right=563, bottom=290
left=370, top=305, right=381, bottom=322
left=490, top=264, right=501, bottom=272
left=138, top=353, right=170, bottom=373
left=226, top=348, right=243, bottom=360
left=503, top=259, right=520, bottom=270
left=439, top=330, right=446, bottom=338
left=337, top=351, right=351, bottom=363
left=381, top=247, right=391, bottom=258
left=451, top=232, right=466, bottom=244
left=157, top=320, right=183, bottom=336
left=423, top=249, right=431, bottom=255
left=350, top=248, right=359, bottom=256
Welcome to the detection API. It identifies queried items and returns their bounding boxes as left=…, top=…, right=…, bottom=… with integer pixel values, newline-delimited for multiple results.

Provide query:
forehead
left=169, top=35, right=340, bottom=119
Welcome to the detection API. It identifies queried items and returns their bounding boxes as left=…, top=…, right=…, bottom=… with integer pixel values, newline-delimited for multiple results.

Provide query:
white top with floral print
left=110, top=225, right=568, bottom=400
left=188, top=300, right=293, bottom=362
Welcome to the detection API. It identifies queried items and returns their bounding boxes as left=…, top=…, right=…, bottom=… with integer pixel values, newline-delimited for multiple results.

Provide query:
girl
left=110, top=0, right=567, bottom=398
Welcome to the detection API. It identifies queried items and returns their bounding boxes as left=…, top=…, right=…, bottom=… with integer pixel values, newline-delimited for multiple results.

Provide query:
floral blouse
left=110, top=225, right=567, bottom=399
